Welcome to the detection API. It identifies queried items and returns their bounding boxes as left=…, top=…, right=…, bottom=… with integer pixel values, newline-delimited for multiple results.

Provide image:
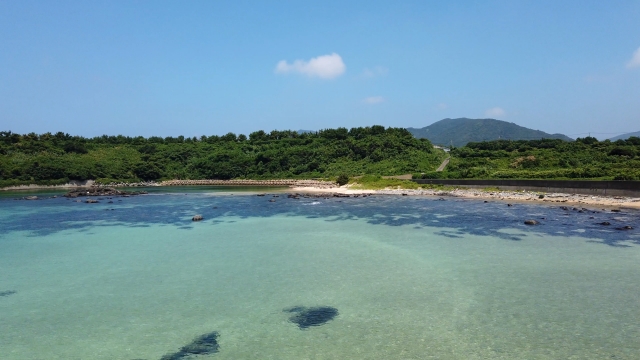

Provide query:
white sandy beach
left=290, top=185, right=640, bottom=210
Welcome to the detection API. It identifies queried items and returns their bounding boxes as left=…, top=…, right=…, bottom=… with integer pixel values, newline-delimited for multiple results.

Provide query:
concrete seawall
left=159, top=179, right=337, bottom=188
left=412, top=179, right=640, bottom=197
left=2, top=179, right=337, bottom=191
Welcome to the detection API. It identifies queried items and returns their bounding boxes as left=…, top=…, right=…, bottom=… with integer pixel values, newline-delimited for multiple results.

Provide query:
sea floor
left=0, top=190, right=639, bottom=359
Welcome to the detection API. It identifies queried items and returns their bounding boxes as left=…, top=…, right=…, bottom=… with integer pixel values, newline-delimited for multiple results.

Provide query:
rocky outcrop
left=286, top=192, right=358, bottom=199
left=63, top=187, right=147, bottom=198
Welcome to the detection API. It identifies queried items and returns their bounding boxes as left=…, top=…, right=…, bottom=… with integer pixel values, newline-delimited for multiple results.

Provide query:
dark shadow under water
left=284, top=306, right=339, bottom=329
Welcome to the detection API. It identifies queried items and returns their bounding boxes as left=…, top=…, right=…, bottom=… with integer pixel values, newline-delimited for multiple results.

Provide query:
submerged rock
left=160, top=331, right=220, bottom=360
left=599, top=221, right=611, bottom=226
left=0, top=290, right=17, bottom=297
left=64, top=187, right=147, bottom=198
left=524, top=220, right=539, bottom=225
left=284, top=306, right=339, bottom=329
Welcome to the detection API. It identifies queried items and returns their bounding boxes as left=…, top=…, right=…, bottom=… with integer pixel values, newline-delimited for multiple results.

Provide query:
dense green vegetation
left=417, top=137, right=640, bottom=180
left=407, top=118, right=572, bottom=147
left=3, top=127, right=638, bottom=188
left=0, top=127, right=444, bottom=187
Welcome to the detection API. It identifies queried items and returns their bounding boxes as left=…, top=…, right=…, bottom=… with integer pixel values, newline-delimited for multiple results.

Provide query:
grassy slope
left=418, top=138, right=640, bottom=180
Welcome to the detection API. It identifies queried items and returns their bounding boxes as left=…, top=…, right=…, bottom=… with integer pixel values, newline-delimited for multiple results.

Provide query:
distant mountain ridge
left=609, top=131, right=640, bottom=141
left=407, top=118, right=573, bottom=147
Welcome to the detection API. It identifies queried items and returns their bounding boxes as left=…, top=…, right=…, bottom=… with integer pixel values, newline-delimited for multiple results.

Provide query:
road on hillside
left=436, top=157, right=450, bottom=172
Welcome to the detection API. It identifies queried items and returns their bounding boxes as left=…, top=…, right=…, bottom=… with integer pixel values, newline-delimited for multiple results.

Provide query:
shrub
left=336, top=173, right=349, bottom=186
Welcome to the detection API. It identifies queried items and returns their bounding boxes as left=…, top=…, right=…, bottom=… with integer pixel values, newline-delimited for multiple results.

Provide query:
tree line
left=0, top=126, right=443, bottom=187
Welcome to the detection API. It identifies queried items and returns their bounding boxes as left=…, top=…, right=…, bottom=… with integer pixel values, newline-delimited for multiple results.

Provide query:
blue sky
left=1, top=0, right=639, bottom=139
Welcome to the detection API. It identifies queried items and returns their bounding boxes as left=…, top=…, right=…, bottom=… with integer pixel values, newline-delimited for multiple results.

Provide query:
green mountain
left=407, top=118, right=573, bottom=147
left=609, top=131, right=640, bottom=141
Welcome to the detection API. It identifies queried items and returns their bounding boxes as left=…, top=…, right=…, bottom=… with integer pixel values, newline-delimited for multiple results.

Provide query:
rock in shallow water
left=284, top=306, right=339, bottom=329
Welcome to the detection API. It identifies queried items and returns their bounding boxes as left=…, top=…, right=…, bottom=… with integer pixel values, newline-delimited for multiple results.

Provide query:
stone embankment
left=159, top=179, right=337, bottom=188
left=95, top=181, right=159, bottom=188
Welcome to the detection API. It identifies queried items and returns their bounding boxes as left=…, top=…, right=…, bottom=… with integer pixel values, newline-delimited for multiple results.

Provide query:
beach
left=290, top=185, right=640, bottom=210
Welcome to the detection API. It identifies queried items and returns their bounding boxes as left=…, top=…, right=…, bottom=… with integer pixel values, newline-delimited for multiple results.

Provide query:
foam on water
left=0, top=192, right=639, bottom=359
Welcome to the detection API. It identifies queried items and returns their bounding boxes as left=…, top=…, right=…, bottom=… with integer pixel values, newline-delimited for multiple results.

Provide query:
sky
left=1, top=0, right=639, bottom=139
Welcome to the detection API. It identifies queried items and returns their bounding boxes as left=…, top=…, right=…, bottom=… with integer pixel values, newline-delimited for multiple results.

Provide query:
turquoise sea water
left=1, top=188, right=639, bottom=359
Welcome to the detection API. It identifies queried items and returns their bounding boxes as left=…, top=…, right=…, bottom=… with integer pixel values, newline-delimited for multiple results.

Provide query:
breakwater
left=159, top=179, right=337, bottom=188
left=2, top=179, right=337, bottom=191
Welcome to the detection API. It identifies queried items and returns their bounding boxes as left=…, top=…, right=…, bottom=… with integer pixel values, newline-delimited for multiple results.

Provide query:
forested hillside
left=417, top=137, right=640, bottom=180
left=609, top=131, right=640, bottom=141
left=407, top=118, right=573, bottom=147
left=0, top=126, right=444, bottom=187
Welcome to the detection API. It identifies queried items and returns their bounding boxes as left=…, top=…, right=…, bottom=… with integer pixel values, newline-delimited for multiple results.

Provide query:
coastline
left=0, top=179, right=334, bottom=191
left=3, top=179, right=639, bottom=209
left=0, top=180, right=97, bottom=191
left=290, top=185, right=640, bottom=210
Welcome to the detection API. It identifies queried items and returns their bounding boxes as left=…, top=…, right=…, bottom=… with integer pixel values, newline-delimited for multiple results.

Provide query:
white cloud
left=626, top=47, right=640, bottom=69
left=362, top=66, right=388, bottom=78
left=485, top=107, right=506, bottom=118
left=275, top=53, right=346, bottom=79
left=363, top=96, right=385, bottom=104
left=437, top=103, right=448, bottom=110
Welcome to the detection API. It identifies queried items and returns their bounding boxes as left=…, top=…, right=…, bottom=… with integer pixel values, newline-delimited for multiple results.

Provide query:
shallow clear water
left=1, top=189, right=639, bottom=359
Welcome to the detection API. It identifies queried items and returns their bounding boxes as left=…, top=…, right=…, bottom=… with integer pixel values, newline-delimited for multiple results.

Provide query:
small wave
left=303, top=201, right=321, bottom=205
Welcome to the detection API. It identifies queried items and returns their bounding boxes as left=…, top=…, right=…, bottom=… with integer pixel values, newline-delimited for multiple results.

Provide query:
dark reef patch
left=159, top=331, right=219, bottom=360
left=285, top=306, right=338, bottom=329
left=1, top=191, right=639, bottom=247
left=0, top=290, right=17, bottom=297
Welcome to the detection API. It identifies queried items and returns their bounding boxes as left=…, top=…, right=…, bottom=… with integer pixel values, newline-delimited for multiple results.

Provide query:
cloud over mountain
left=485, top=107, right=506, bottom=118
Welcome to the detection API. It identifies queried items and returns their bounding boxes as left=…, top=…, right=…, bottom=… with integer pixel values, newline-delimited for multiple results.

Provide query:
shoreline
left=3, top=180, right=639, bottom=209
left=290, top=186, right=640, bottom=210
left=0, top=179, right=335, bottom=191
